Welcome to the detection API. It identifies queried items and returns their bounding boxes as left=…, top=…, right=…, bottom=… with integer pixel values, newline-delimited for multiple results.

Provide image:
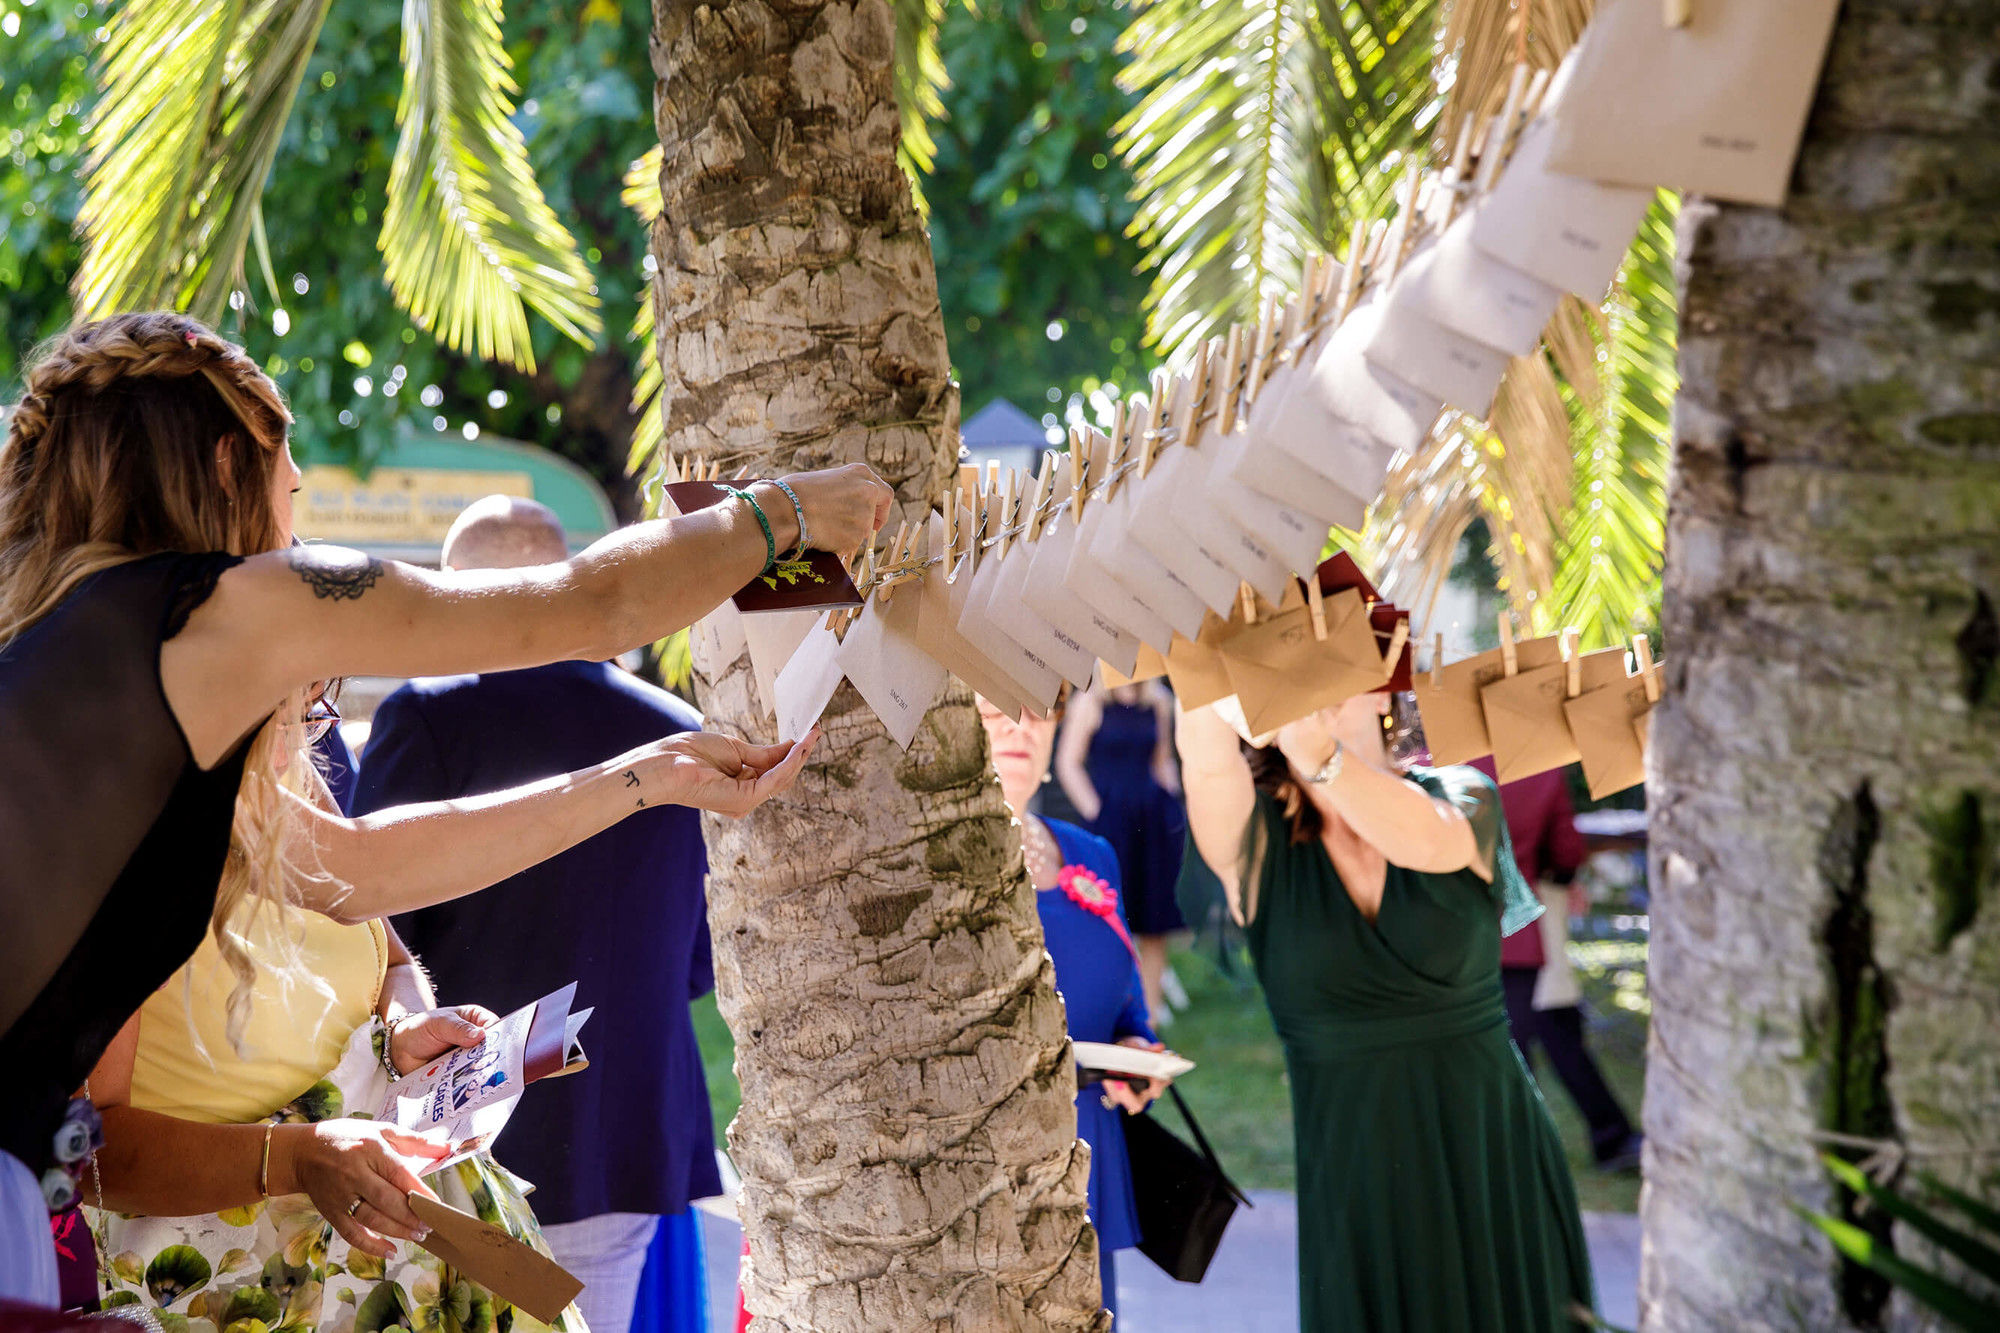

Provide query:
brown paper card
left=1101, top=642, right=1168, bottom=687
left=1563, top=673, right=1656, bottom=800
left=1480, top=646, right=1631, bottom=783
left=411, top=1194, right=583, bottom=1325
left=1217, top=588, right=1387, bottom=736
left=1543, top=0, right=1841, bottom=207
left=1410, top=636, right=1564, bottom=765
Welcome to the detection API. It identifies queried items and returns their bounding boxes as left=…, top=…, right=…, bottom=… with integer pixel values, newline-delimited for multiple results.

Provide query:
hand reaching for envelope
left=1275, top=693, right=1391, bottom=780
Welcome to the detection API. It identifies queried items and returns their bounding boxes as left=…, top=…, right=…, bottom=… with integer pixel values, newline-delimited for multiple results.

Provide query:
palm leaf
left=1802, top=1209, right=2000, bottom=1331
left=380, top=0, right=602, bottom=371
left=1435, top=0, right=1591, bottom=155
left=623, top=147, right=667, bottom=483
left=894, top=0, right=950, bottom=210
left=1822, top=1157, right=2000, bottom=1289
left=1116, top=0, right=1441, bottom=362
left=74, top=0, right=333, bottom=325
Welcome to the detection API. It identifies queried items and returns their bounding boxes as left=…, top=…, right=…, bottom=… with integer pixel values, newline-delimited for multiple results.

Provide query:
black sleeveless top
left=0, top=552, right=250, bottom=1173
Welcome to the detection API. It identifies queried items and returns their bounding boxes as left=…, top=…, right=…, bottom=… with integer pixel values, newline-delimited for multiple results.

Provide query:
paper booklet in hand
left=1072, top=1041, right=1196, bottom=1085
left=380, top=983, right=591, bottom=1173
left=663, top=480, right=863, bottom=613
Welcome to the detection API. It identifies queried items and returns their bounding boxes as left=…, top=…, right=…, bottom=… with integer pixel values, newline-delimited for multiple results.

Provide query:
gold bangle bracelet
left=258, top=1123, right=276, bottom=1198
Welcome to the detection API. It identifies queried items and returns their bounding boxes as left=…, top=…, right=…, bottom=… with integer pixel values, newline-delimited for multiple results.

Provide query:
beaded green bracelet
left=724, top=484, right=775, bottom=572
left=768, top=477, right=809, bottom=560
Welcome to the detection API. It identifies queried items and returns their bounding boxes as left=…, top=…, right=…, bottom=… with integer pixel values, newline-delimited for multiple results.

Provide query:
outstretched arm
left=1174, top=700, right=1257, bottom=918
left=164, top=466, right=893, bottom=766
left=295, top=729, right=819, bottom=924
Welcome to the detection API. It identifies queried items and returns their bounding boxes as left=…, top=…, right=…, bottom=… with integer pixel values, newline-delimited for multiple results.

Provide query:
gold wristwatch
left=1307, top=740, right=1346, bottom=785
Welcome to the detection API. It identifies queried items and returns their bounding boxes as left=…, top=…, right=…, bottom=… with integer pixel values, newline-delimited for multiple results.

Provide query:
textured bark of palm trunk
left=645, top=1, right=1108, bottom=1329
left=1645, top=4, right=2000, bottom=1330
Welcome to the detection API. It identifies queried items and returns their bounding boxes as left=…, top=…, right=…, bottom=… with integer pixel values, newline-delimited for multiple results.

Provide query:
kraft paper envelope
left=1362, top=260, right=1512, bottom=418
left=1219, top=589, right=1389, bottom=737
left=1411, top=636, right=1566, bottom=765
left=743, top=607, right=821, bottom=722
left=1217, top=397, right=1371, bottom=536
left=1284, top=300, right=1442, bottom=458
left=1124, top=442, right=1246, bottom=616
left=1165, top=439, right=1298, bottom=603
left=1395, top=212, right=1563, bottom=358
left=1633, top=709, right=1651, bottom=754
left=411, top=1194, right=582, bottom=1325
left=1563, top=671, right=1656, bottom=800
left=691, top=598, right=749, bottom=679
left=1210, top=693, right=1279, bottom=749
left=1022, top=496, right=1144, bottom=677
left=913, top=517, right=1032, bottom=721
left=982, top=535, right=1099, bottom=688
left=835, top=583, right=949, bottom=751
left=1545, top=0, right=1841, bottom=207
left=1057, top=496, right=1176, bottom=655
left=952, top=552, right=1066, bottom=714
left=1469, top=105, right=1656, bottom=299
left=1164, top=613, right=1248, bottom=711
left=1081, top=467, right=1210, bottom=640
left=1100, top=641, right=1169, bottom=688
left=773, top=614, right=844, bottom=743
left=1480, top=646, right=1632, bottom=784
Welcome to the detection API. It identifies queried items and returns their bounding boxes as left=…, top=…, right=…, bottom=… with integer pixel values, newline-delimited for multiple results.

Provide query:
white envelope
left=1250, top=367, right=1400, bottom=514
left=1361, top=274, right=1512, bottom=418
left=742, top=608, right=821, bottom=722
left=1021, top=496, right=1145, bottom=677
left=1395, top=212, right=1563, bottom=357
left=1205, top=449, right=1339, bottom=579
left=773, top=615, right=843, bottom=743
left=983, top=535, right=1099, bottom=688
left=912, top=513, right=1033, bottom=720
left=1077, top=474, right=1210, bottom=640
left=953, top=546, right=1066, bottom=712
left=1056, top=495, right=1178, bottom=657
left=690, top=599, right=749, bottom=679
left=1289, top=297, right=1443, bottom=456
left=1218, top=384, right=1372, bottom=534
left=1165, top=439, right=1297, bottom=603
left=1469, top=116, right=1654, bottom=301
left=1121, top=443, right=1245, bottom=615
left=834, top=586, right=948, bottom=751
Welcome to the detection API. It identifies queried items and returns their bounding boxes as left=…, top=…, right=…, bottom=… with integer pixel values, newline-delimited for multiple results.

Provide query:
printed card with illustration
left=663, top=480, right=862, bottom=613
left=381, top=984, right=590, bottom=1174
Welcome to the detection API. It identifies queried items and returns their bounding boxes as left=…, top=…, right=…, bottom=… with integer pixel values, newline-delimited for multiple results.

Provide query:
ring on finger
left=347, top=1196, right=365, bottom=1218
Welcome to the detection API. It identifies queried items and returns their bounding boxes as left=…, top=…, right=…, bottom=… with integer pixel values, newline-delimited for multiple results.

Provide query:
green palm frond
left=1536, top=192, right=1676, bottom=647
left=1802, top=1157, right=2000, bottom=1332
left=1116, top=0, right=1441, bottom=361
left=381, top=0, right=602, bottom=371
left=623, top=147, right=666, bottom=483
left=1435, top=0, right=1590, bottom=154
left=895, top=0, right=950, bottom=205
left=74, top=0, right=333, bottom=324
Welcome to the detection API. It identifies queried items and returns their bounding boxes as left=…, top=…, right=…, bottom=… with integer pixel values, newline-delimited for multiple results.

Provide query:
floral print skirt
left=86, top=1019, right=585, bottom=1333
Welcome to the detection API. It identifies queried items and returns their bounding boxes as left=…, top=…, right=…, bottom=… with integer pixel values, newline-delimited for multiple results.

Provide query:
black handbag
left=1122, top=1084, right=1252, bottom=1282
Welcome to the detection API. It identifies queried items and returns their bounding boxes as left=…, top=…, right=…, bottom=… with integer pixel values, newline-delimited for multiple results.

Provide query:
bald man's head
left=441, top=495, right=569, bottom=570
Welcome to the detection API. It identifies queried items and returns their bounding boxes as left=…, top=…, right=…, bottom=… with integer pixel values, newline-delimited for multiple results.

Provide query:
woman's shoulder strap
left=160, top=551, right=247, bottom=641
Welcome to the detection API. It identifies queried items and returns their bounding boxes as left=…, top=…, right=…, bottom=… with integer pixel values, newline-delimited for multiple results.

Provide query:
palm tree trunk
left=1645, top=4, right=2000, bottom=1329
left=644, top=1, right=1108, bottom=1329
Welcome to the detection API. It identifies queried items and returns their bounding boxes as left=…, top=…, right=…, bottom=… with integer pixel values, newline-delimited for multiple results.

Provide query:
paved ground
left=694, top=1194, right=1642, bottom=1331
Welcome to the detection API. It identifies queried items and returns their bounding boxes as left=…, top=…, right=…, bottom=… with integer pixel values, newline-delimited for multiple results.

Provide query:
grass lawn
left=690, top=931, right=1650, bottom=1214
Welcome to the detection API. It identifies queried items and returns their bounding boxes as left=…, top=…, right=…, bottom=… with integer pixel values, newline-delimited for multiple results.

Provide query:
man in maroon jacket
left=1471, top=757, right=1643, bottom=1171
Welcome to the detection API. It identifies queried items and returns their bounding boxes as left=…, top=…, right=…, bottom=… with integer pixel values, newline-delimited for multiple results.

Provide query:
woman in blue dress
left=977, top=694, right=1178, bottom=1321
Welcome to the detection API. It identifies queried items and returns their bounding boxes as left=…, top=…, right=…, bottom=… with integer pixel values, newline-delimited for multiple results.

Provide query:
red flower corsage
left=1057, top=864, right=1119, bottom=920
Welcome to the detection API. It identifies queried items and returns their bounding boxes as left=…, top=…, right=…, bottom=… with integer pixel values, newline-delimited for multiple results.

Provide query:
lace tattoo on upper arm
left=288, top=546, right=384, bottom=601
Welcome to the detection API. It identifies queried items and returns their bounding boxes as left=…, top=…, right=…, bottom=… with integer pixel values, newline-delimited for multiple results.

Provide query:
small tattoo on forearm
left=623, top=770, right=640, bottom=787
left=288, top=546, right=383, bottom=601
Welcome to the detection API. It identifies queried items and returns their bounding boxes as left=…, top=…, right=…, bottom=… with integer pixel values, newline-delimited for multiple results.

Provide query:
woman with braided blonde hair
left=0, top=311, right=896, bottom=1303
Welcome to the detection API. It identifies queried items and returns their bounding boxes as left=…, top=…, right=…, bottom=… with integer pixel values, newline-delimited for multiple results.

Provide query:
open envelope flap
left=1164, top=614, right=1243, bottom=710
left=1479, top=646, right=1632, bottom=783
left=411, top=1195, right=583, bottom=1326
left=1563, top=672, right=1655, bottom=800
left=1218, top=589, right=1385, bottom=736
left=1412, top=636, right=1566, bottom=764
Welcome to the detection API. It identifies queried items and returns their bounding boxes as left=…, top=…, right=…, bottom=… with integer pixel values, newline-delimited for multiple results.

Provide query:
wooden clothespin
left=1664, top=0, right=1692, bottom=28
left=1239, top=581, right=1258, bottom=626
left=1026, top=454, right=1057, bottom=543
left=1245, top=294, right=1281, bottom=408
left=1140, top=373, right=1174, bottom=477
left=1068, top=432, right=1090, bottom=523
left=994, top=469, right=1019, bottom=562
left=1499, top=611, right=1519, bottom=677
left=1216, top=324, right=1248, bottom=437
left=1561, top=626, right=1582, bottom=698
left=1431, top=631, right=1445, bottom=688
left=1382, top=617, right=1409, bottom=679
left=1171, top=340, right=1214, bottom=453
left=1336, top=218, right=1369, bottom=319
left=1634, top=634, right=1661, bottom=703
left=957, top=463, right=980, bottom=513
left=1376, top=161, right=1423, bottom=287
left=942, top=497, right=961, bottom=584
left=879, top=520, right=910, bottom=604
left=1306, top=576, right=1328, bottom=642
left=1520, top=66, right=1553, bottom=124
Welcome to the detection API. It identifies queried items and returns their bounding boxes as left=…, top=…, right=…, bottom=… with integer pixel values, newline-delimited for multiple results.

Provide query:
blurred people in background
left=354, top=498, right=718, bottom=1333
left=982, top=694, right=1173, bottom=1323
left=1055, top=680, right=1188, bottom=1023
left=1471, top=757, right=1643, bottom=1172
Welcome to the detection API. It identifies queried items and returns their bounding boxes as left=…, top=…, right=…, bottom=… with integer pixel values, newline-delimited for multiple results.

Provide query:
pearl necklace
left=1022, top=816, right=1062, bottom=887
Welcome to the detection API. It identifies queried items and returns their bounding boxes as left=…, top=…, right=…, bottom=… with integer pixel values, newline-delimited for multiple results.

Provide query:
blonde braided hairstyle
left=1, top=312, right=328, bottom=1048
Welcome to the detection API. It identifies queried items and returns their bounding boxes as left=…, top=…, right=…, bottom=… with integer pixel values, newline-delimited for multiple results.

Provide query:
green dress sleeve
left=1410, top=765, right=1545, bottom=938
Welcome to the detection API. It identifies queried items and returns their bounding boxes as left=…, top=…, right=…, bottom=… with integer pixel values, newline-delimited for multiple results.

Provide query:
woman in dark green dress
left=1178, top=692, right=1594, bottom=1332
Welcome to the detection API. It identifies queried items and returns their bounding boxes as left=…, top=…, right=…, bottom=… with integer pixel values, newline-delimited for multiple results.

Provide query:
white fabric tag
left=834, top=588, right=947, bottom=751
left=773, top=616, right=843, bottom=742
left=1395, top=212, right=1564, bottom=357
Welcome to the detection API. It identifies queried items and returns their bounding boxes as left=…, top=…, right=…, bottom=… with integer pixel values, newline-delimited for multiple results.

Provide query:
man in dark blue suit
left=352, top=496, right=718, bottom=1333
